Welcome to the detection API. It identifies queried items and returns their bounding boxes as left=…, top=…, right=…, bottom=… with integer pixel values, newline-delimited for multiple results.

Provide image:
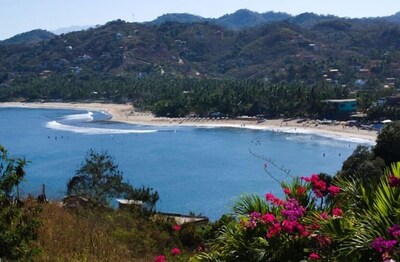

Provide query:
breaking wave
left=46, top=121, right=157, bottom=135
left=62, top=112, right=94, bottom=122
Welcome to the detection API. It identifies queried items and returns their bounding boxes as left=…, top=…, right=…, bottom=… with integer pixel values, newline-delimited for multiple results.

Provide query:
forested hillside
left=1, top=11, right=400, bottom=120
left=1, top=13, right=400, bottom=85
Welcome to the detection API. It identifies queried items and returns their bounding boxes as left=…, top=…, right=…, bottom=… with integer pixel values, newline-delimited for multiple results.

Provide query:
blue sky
left=1, top=0, right=399, bottom=40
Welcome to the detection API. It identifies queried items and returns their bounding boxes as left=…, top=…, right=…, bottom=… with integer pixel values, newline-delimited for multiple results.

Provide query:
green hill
left=0, top=12, right=400, bottom=87
left=0, top=29, right=55, bottom=45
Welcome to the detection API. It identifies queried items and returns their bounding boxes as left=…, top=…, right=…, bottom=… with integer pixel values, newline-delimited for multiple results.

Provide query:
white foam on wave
left=194, top=124, right=375, bottom=145
left=46, top=121, right=157, bottom=135
left=279, top=128, right=375, bottom=145
left=62, top=112, right=94, bottom=122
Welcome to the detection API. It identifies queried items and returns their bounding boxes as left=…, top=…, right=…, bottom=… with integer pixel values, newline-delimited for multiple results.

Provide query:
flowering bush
left=193, top=174, right=343, bottom=261
left=154, top=255, right=167, bottom=262
left=171, top=247, right=181, bottom=256
left=172, top=224, right=182, bottom=231
left=193, top=163, right=400, bottom=261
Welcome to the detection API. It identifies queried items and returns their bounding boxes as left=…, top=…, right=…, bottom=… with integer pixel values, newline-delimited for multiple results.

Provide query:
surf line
left=46, top=121, right=157, bottom=135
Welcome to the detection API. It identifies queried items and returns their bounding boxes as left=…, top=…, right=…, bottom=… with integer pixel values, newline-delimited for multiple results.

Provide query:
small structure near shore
left=116, top=198, right=143, bottom=210
left=157, top=212, right=209, bottom=225
left=63, top=195, right=90, bottom=208
left=322, top=99, right=357, bottom=120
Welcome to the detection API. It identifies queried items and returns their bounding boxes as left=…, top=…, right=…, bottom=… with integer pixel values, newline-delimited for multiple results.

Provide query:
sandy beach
left=0, top=102, right=377, bottom=144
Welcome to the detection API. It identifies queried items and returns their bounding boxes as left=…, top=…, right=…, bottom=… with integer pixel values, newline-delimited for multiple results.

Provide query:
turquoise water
left=0, top=107, right=369, bottom=220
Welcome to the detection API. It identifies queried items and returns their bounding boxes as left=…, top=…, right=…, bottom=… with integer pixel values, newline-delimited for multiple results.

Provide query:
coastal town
left=2, top=2, right=400, bottom=261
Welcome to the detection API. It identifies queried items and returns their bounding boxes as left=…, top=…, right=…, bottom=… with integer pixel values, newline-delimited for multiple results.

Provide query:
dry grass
left=34, top=203, right=155, bottom=262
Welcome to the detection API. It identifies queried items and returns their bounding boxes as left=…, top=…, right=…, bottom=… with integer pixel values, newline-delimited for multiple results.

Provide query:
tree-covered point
left=0, top=75, right=354, bottom=119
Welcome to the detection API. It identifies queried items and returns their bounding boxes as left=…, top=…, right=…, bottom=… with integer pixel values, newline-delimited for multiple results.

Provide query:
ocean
left=0, top=107, right=370, bottom=220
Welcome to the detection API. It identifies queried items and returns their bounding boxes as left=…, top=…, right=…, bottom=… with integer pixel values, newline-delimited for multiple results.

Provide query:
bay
left=0, top=107, right=368, bottom=220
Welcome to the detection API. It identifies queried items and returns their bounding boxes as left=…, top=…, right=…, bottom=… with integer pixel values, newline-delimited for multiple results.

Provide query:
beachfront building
left=322, top=99, right=357, bottom=120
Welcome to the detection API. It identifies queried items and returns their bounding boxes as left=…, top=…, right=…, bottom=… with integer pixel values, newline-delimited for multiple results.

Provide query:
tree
left=374, top=121, right=400, bottom=165
left=67, top=149, right=132, bottom=206
left=323, top=162, right=400, bottom=261
left=0, top=145, right=41, bottom=260
left=67, top=149, right=159, bottom=211
left=337, top=145, right=386, bottom=186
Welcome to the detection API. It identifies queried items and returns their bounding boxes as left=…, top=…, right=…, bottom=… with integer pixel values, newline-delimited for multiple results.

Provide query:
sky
left=1, top=0, right=399, bottom=40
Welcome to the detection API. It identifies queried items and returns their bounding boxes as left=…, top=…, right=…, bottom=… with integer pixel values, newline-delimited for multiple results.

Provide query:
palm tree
left=318, top=162, right=400, bottom=261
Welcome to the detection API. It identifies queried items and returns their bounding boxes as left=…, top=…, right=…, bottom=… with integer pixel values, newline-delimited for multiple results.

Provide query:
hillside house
left=386, top=95, right=400, bottom=106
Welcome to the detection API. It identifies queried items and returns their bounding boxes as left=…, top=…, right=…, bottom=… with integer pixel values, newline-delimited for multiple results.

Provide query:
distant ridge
left=385, top=11, right=400, bottom=23
left=150, top=9, right=292, bottom=29
left=151, top=13, right=206, bottom=24
left=0, top=29, right=55, bottom=45
left=215, top=9, right=291, bottom=29
left=52, top=25, right=94, bottom=35
left=151, top=9, right=341, bottom=30
left=150, top=9, right=400, bottom=29
left=3, top=9, right=400, bottom=45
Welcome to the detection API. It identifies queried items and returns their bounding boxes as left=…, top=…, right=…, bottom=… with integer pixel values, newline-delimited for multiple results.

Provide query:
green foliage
left=67, top=149, right=159, bottom=212
left=337, top=145, right=385, bottom=186
left=0, top=75, right=352, bottom=120
left=192, top=163, right=400, bottom=261
left=374, top=121, right=400, bottom=165
left=321, top=163, right=400, bottom=261
left=193, top=157, right=400, bottom=261
left=232, top=194, right=269, bottom=215
left=0, top=145, right=41, bottom=261
left=193, top=176, right=334, bottom=261
left=67, top=149, right=132, bottom=206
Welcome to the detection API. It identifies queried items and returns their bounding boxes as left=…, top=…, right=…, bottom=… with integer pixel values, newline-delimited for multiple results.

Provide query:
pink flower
left=296, top=186, right=306, bottom=195
left=283, top=187, right=291, bottom=195
left=302, top=174, right=327, bottom=197
left=309, top=252, right=321, bottom=260
left=327, top=185, right=341, bottom=196
left=372, top=237, right=397, bottom=253
left=320, top=212, right=328, bottom=220
left=281, top=220, right=299, bottom=233
left=301, top=176, right=312, bottom=182
left=332, top=207, right=343, bottom=217
left=171, top=247, right=181, bottom=256
left=388, top=224, right=400, bottom=238
left=154, top=255, right=167, bottom=262
left=315, top=235, right=332, bottom=247
left=281, top=198, right=306, bottom=221
left=172, top=224, right=181, bottom=231
left=265, top=193, right=275, bottom=201
left=389, top=176, right=400, bottom=187
left=314, top=190, right=324, bottom=198
left=265, top=193, right=284, bottom=205
left=266, top=223, right=282, bottom=238
left=310, top=174, right=321, bottom=183
left=313, top=180, right=326, bottom=191
left=261, top=213, right=276, bottom=223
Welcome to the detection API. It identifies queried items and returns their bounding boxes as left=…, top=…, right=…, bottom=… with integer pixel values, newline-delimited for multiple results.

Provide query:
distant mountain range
left=1, top=9, right=400, bottom=85
left=2, top=9, right=400, bottom=45
left=150, top=9, right=400, bottom=29
left=52, top=25, right=94, bottom=35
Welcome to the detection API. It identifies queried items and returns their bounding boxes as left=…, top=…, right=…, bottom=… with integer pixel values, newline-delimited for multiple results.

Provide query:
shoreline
left=0, top=102, right=377, bottom=144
